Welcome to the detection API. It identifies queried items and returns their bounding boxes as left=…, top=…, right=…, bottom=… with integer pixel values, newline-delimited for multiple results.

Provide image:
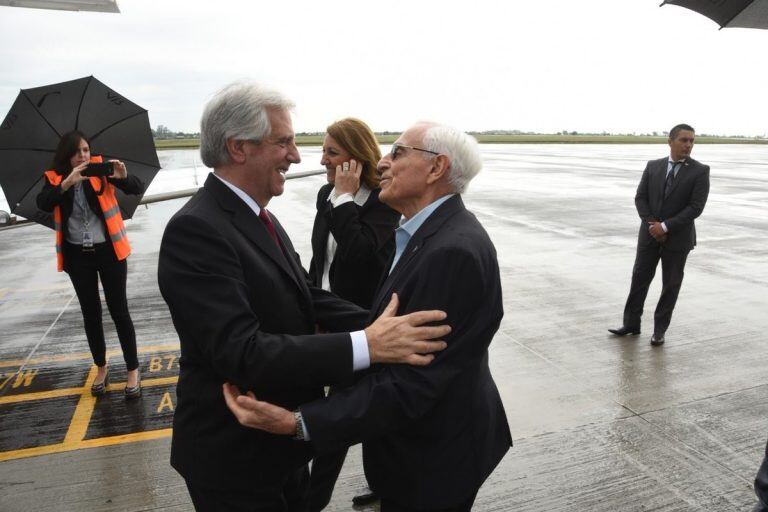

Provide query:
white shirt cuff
left=332, top=193, right=355, bottom=208
left=350, top=330, right=370, bottom=371
left=661, top=222, right=668, bottom=233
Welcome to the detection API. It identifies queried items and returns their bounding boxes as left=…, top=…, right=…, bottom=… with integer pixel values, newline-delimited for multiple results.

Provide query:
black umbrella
left=661, top=0, right=768, bottom=30
left=0, top=76, right=161, bottom=229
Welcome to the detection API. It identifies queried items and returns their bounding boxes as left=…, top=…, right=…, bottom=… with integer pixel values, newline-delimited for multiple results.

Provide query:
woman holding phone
left=307, top=118, right=400, bottom=510
left=37, top=130, right=144, bottom=399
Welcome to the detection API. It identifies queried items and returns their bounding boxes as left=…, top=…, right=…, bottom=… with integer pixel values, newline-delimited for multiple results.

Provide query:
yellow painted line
left=62, top=366, right=99, bottom=446
left=78, top=428, right=173, bottom=449
left=0, top=342, right=180, bottom=368
left=0, top=428, right=172, bottom=463
left=0, top=387, right=85, bottom=405
left=0, top=375, right=179, bottom=405
left=104, top=375, right=179, bottom=392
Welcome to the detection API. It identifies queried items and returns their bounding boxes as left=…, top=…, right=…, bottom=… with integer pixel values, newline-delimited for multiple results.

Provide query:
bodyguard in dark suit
left=224, top=122, right=512, bottom=512
left=610, top=123, right=710, bottom=346
left=158, top=83, right=450, bottom=512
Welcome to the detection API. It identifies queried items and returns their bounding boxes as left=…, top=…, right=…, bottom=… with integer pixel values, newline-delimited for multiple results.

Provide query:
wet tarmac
left=1, top=144, right=767, bottom=511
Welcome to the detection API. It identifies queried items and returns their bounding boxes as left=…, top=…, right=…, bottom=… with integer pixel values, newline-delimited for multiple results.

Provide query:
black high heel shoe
left=91, top=370, right=109, bottom=396
left=124, top=374, right=141, bottom=400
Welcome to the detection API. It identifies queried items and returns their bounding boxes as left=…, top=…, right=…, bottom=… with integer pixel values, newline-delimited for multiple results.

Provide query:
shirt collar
left=397, top=194, right=455, bottom=238
left=213, top=173, right=262, bottom=217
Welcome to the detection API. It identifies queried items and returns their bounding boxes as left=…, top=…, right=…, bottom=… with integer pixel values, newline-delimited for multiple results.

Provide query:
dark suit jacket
left=157, top=174, right=367, bottom=491
left=301, top=195, right=512, bottom=509
left=634, top=157, right=710, bottom=252
left=308, top=183, right=399, bottom=309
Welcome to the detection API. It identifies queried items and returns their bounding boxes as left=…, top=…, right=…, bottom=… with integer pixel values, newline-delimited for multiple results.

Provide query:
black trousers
left=185, top=465, right=310, bottom=512
left=754, top=438, right=768, bottom=512
left=308, top=448, right=348, bottom=511
left=64, top=241, right=138, bottom=370
left=622, top=243, right=689, bottom=335
left=380, top=489, right=478, bottom=512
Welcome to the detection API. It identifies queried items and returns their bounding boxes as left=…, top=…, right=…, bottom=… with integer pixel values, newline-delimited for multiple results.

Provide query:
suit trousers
left=185, top=465, right=310, bottom=512
left=308, top=448, right=348, bottom=511
left=64, top=241, right=138, bottom=370
left=308, top=383, right=375, bottom=512
left=380, top=489, right=478, bottom=512
left=622, top=242, right=689, bottom=335
left=754, top=438, right=768, bottom=512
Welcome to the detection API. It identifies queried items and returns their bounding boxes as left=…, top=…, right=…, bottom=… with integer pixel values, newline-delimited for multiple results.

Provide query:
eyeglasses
left=390, top=143, right=440, bottom=160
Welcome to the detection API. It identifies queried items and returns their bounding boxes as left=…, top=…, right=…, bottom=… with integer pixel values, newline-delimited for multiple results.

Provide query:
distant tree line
left=152, top=125, right=200, bottom=140
left=153, top=125, right=766, bottom=140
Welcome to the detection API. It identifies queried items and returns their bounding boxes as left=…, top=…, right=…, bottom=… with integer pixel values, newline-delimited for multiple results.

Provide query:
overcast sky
left=1, top=0, right=767, bottom=136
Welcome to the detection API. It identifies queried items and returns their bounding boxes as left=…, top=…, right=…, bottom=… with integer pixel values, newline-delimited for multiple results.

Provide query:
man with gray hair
left=158, top=84, right=450, bottom=511
left=224, top=121, right=512, bottom=512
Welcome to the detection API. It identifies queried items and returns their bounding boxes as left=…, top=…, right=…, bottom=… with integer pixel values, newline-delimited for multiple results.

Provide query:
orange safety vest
left=43, top=156, right=131, bottom=272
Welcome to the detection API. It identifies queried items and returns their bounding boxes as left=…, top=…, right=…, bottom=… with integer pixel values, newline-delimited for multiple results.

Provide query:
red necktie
left=259, top=209, right=281, bottom=249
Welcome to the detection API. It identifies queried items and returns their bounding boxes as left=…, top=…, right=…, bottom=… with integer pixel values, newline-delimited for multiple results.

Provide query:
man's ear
left=426, top=154, right=450, bottom=184
left=226, top=138, right=248, bottom=165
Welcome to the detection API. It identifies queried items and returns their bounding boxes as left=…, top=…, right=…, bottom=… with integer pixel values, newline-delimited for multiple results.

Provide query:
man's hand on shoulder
left=364, top=293, right=450, bottom=366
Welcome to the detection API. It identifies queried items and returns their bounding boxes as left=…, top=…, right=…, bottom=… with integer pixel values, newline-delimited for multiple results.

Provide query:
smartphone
left=82, top=162, right=114, bottom=177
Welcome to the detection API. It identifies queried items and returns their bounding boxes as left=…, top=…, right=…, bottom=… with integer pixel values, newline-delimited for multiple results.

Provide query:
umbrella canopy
left=661, top=0, right=768, bottom=30
left=0, top=76, right=160, bottom=229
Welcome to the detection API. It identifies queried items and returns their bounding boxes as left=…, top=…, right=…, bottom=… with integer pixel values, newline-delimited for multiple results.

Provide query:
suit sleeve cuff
left=661, top=222, right=668, bottom=233
left=350, top=330, right=370, bottom=371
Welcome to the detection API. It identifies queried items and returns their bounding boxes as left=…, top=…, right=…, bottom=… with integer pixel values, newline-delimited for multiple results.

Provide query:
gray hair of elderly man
left=200, top=82, right=295, bottom=168
left=417, top=122, right=482, bottom=194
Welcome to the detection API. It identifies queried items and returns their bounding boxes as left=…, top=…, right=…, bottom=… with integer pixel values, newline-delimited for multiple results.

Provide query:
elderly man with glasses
left=224, top=121, right=512, bottom=512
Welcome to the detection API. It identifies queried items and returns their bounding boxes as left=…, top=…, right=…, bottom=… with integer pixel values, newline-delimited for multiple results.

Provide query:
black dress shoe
left=351, top=488, right=379, bottom=506
left=650, top=334, right=665, bottom=346
left=608, top=326, right=641, bottom=336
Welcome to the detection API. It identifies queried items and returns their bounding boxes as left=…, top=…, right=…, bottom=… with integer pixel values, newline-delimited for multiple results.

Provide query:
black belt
left=66, top=241, right=108, bottom=252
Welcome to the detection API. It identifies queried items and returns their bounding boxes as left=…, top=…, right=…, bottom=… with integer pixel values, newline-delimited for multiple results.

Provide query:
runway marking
left=63, top=365, right=100, bottom=445
left=0, top=342, right=180, bottom=368
left=0, top=370, right=180, bottom=405
left=0, top=346, right=181, bottom=463
left=0, top=429, right=172, bottom=463
left=0, top=387, right=86, bottom=405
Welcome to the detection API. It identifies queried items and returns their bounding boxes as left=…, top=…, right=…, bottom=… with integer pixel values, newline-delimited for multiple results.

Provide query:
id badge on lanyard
left=82, top=231, right=94, bottom=248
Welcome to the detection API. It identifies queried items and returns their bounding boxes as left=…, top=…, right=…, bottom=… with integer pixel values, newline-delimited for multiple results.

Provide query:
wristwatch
left=293, top=410, right=305, bottom=441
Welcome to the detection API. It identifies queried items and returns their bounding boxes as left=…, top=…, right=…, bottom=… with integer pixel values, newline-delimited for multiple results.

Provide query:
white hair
left=419, top=123, right=482, bottom=193
left=199, top=82, right=295, bottom=168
